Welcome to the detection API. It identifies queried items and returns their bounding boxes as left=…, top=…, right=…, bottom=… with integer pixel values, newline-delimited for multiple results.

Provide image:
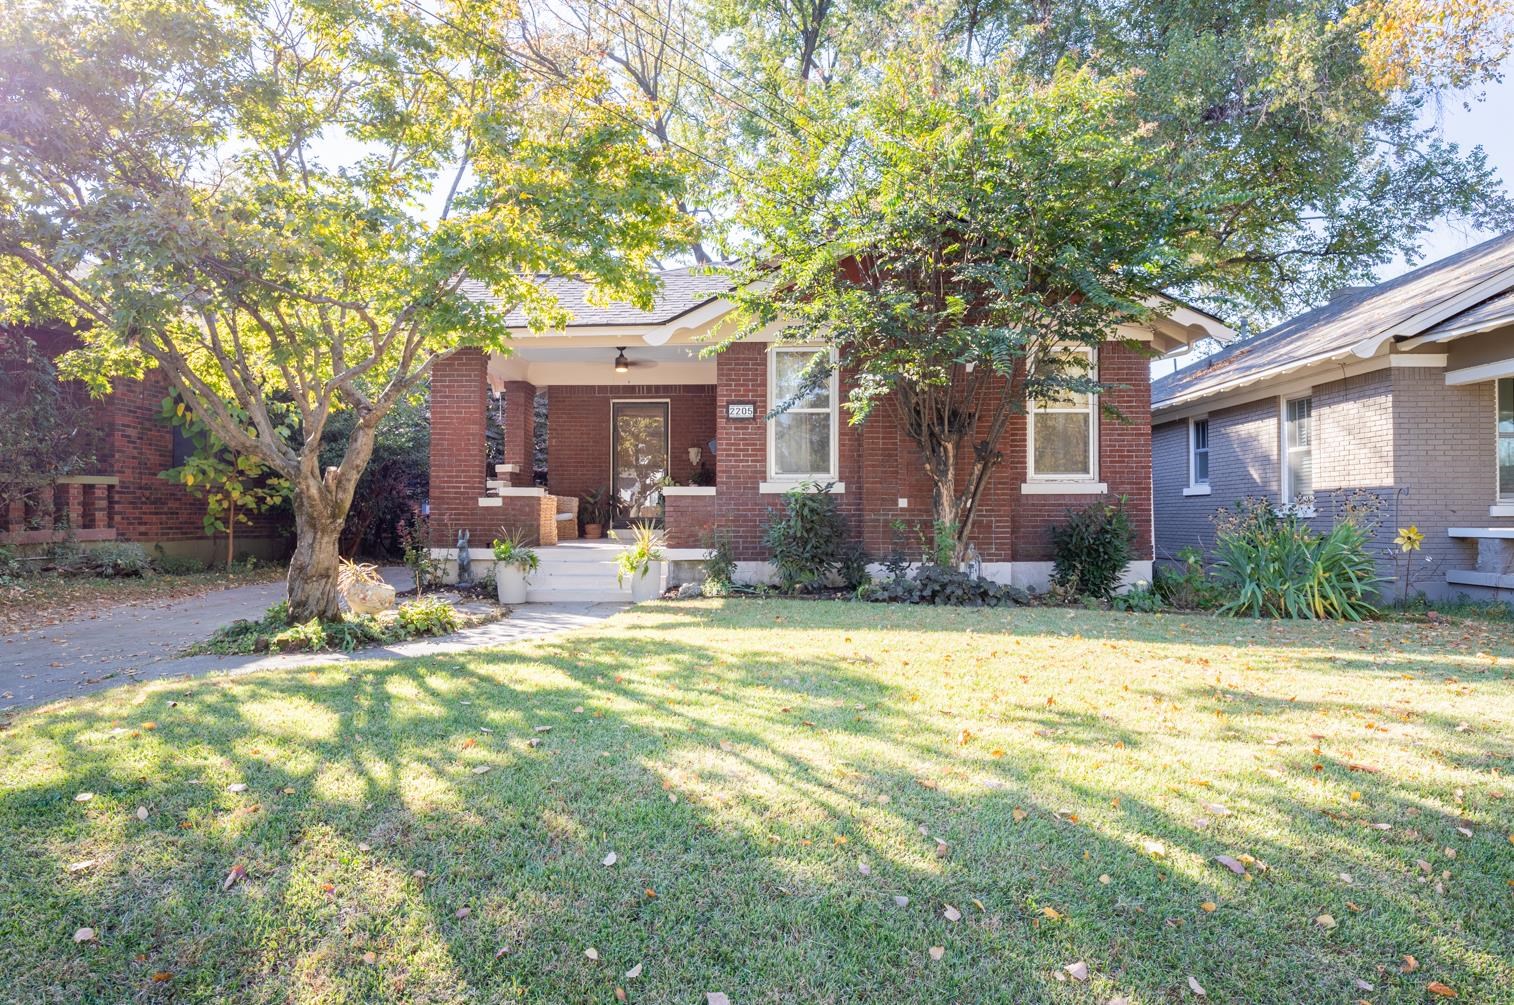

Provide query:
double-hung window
left=1189, top=417, right=1210, bottom=490
left=1282, top=396, right=1314, bottom=507
left=1027, top=346, right=1097, bottom=483
left=768, top=346, right=838, bottom=483
left=1499, top=378, right=1514, bottom=501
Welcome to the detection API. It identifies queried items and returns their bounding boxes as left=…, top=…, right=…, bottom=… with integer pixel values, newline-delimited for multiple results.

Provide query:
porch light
left=614, top=348, right=630, bottom=373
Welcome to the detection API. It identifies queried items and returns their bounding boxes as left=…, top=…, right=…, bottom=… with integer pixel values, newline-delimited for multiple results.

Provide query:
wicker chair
left=553, top=494, right=580, bottom=540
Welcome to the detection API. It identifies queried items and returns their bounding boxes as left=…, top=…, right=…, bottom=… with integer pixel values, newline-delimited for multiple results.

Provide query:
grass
left=0, top=565, right=283, bottom=634
left=1, top=600, right=1511, bottom=1004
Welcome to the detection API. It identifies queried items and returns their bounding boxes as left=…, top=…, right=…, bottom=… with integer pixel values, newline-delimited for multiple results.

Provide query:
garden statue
left=456, top=528, right=472, bottom=586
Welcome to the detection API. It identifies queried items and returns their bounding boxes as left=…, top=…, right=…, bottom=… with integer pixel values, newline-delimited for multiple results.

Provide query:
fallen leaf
left=1064, top=960, right=1089, bottom=981
left=73, top=927, right=95, bottom=943
left=1315, top=914, right=1336, bottom=929
left=151, top=971, right=173, bottom=982
left=1354, top=979, right=1374, bottom=991
left=135, top=806, right=148, bottom=821
left=1201, top=901, right=1217, bottom=913
left=893, top=895, right=910, bottom=907
left=1187, top=975, right=1206, bottom=997
left=1098, top=874, right=1112, bottom=885
left=857, top=862, right=871, bottom=876
left=362, top=951, right=377, bottom=965
left=66, top=860, right=96, bottom=873
left=1401, top=955, right=1420, bottom=974
left=1427, top=982, right=1458, bottom=998
left=584, top=946, right=599, bottom=960
left=1011, top=807, right=1028, bottom=822
left=934, top=840, right=949, bottom=858
left=74, top=792, right=94, bottom=803
left=454, top=907, right=471, bottom=919
left=625, top=962, right=643, bottom=979
left=1141, top=839, right=1166, bottom=857
left=471, top=765, right=492, bottom=775
left=603, top=851, right=618, bottom=867
left=1214, top=855, right=1247, bottom=875
left=707, top=994, right=730, bottom=1005
left=929, top=946, right=945, bottom=961
left=227, top=783, right=247, bottom=793
left=942, top=904, right=962, bottom=922
left=222, top=864, right=246, bottom=891
left=615, top=989, right=626, bottom=1002
left=1041, top=906, right=1062, bottom=921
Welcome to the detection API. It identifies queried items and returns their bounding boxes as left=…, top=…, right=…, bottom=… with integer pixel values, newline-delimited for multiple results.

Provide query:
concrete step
left=525, top=587, right=636, bottom=602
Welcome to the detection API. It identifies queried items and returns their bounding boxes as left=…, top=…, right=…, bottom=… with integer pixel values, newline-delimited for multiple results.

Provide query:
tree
left=160, top=392, right=293, bottom=568
left=0, top=0, right=693, bottom=619
left=725, top=59, right=1220, bottom=562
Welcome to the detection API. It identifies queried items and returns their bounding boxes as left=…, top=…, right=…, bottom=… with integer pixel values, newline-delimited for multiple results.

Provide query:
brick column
left=499, top=380, right=537, bottom=486
left=429, top=349, right=489, bottom=546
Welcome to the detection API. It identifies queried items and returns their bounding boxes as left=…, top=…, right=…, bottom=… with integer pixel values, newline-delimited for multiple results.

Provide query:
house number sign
left=726, top=401, right=757, bottom=420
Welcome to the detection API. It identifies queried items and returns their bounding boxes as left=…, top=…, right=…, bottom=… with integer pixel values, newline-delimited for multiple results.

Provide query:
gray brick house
left=1152, top=232, right=1514, bottom=601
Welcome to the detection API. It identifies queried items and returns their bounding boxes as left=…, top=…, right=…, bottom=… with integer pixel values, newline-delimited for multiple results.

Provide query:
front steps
left=523, top=541, right=662, bottom=603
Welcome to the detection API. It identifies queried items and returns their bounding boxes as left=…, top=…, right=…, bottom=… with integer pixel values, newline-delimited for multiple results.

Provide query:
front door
left=611, top=400, right=669, bottom=526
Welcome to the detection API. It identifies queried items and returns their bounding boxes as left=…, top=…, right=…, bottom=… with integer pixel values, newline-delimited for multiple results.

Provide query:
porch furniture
left=554, top=495, right=580, bottom=540
left=1446, top=527, right=1514, bottom=590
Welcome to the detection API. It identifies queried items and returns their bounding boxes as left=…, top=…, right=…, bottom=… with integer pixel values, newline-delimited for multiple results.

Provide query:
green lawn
left=2, top=601, right=1511, bottom=1004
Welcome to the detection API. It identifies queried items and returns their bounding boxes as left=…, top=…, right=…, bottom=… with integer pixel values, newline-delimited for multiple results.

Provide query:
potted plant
left=490, top=530, right=538, bottom=604
left=615, top=521, right=665, bottom=602
left=338, top=558, right=395, bottom=614
left=580, top=488, right=609, bottom=539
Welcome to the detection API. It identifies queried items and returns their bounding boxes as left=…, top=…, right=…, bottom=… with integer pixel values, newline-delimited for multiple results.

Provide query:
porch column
left=498, top=379, right=537, bottom=487
left=428, top=348, right=489, bottom=546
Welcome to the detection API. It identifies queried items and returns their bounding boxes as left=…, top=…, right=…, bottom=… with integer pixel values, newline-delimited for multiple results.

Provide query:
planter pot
left=583, top=523, right=603, bottom=539
left=495, top=563, right=529, bottom=604
left=627, top=561, right=663, bottom=602
left=344, top=581, right=395, bottom=615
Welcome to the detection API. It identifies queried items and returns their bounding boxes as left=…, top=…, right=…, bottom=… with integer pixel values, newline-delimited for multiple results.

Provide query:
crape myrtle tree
left=716, top=1, right=1513, bottom=564
left=0, top=0, right=693, bottom=620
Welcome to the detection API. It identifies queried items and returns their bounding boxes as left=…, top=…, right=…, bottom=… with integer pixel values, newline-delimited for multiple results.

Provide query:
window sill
left=1490, top=503, right=1514, bottom=517
left=759, top=480, right=845, bottom=494
left=1182, top=484, right=1212, bottom=497
left=1020, top=481, right=1107, bottom=495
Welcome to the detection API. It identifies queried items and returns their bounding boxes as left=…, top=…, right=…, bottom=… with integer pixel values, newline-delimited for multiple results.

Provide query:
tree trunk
left=286, top=489, right=345, bottom=622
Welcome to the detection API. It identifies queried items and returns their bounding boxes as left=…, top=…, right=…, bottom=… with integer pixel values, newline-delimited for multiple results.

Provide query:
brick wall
left=429, top=348, right=490, bottom=546
left=545, top=384, right=717, bottom=504
left=664, top=494, right=719, bottom=549
left=1154, top=396, right=1281, bottom=560
left=498, top=380, right=537, bottom=486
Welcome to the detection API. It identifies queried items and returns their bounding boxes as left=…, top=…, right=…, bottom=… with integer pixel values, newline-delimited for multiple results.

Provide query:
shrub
left=1211, top=498, right=1381, bottom=620
left=394, top=596, right=460, bottom=637
left=1154, top=546, right=1223, bottom=610
left=0, top=545, right=28, bottom=582
left=863, top=564, right=1027, bottom=607
left=87, top=542, right=152, bottom=578
left=763, top=483, right=867, bottom=593
left=701, top=529, right=736, bottom=596
left=399, top=514, right=444, bottom=594
left=1110, top=581, right=1163, bottom=613
left=1050, top=497, right=1134, bottom=600
left=270, top=617, right=328, bottom=652
left=153, top=549, right=208, bottom=575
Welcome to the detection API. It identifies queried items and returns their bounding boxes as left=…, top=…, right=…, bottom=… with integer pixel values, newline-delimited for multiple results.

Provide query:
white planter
left=628, top=561, right=663, bottom=602
left=495, top=563, right=529, bottom=604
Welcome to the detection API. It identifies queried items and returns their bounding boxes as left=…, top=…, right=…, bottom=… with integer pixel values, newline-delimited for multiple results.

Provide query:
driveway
left=0, top=570, right=624, bottom=713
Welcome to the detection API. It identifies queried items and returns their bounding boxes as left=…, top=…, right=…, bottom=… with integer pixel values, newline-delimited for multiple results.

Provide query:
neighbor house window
left=1028, top=346, right=1097, bottom=481
left=768, top=346, right=837, bottom=480
left=1499, top=378, right=1514, bottom=501
left=1283, top=396, right=1313, bottom=506
left=1189, top=417, right=1210, bottom=487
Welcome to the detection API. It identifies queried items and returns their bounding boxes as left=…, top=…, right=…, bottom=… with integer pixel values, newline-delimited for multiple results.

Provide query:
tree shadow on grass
left=0, top=602, right=1510, bottom=1004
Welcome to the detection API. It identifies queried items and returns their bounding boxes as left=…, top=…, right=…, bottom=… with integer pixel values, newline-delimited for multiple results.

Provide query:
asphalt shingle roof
left=1152, top=231, right=1514, bottom=410
left=461, top=267, right=732, bottom=327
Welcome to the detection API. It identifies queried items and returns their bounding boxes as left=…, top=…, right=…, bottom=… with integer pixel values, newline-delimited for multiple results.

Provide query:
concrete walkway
left=0, top=570, right=624, bottom=713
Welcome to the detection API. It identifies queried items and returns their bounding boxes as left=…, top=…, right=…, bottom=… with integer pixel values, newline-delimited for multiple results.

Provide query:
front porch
left=426, top=537, right=709, bottom=602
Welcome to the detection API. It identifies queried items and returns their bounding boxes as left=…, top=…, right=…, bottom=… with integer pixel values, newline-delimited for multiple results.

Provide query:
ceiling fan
left=612, top=347, right=656, bottom=372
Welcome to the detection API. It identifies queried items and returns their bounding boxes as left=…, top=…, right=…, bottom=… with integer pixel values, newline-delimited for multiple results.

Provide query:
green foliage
left=1051, top=497, right=1135, bottom=601
left=702, top=530, right=736, bottom=596
left=85, top=542, right=152, bottom=578
left=159, top=390, right=292, bottom=559
left=1211, top=499, right=1382, bottom=621
left=398, top=514, right=444, bottom=595
left=1109, top=583, right=1163, bottom=614
left=491, top=531, right=540, bottom=573
left=394, top=597, right=461, bottom=638
left=1154, top=546, right=1225, bottom=611
left=862, top=565, right=1026, bottom=608
left=152, top=548, right=209, bottom=576
left=320, top=394, right=429, bottom=559
left=763, top=483, right=867, bottom=593
left=615, top=522, right=665, bottom=587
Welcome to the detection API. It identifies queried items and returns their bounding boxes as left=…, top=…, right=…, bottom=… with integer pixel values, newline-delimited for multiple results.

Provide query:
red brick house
left=427, top=269, right=1232, bottom=599
left=0, top=325, right=291, bottom=563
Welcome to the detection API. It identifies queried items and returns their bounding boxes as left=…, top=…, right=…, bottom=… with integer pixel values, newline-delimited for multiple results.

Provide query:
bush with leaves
left=320, top=395, right=429, bottom=560
left=1154, top=546, right=1224, bottom=610
left=701, top=530, right=736, bottom=597
left=863, top=565, right=1027, bottom=608
left=86, top=542, right=152, bottom=578
left=763, top=484, right=868, bottom=593
left=1211, top=498, right=1381, bottom=620
left=1050, top=497, right=1135, bottom=600
left=394, top=597, right=461, bottom=638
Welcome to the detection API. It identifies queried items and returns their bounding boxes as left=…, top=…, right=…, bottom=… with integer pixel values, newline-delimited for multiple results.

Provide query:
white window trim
left=1279, top=394, right=1316, bottom=517
left=1497, top=377, right=1514, bottom=507
left=766, top=345, right=840, bottom=484
left=1025, top=345, right=1098, bottom=486
left=1185, top=415, right=1211, bottom=495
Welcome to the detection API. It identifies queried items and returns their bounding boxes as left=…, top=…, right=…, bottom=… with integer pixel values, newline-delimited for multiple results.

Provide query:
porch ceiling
left=487, top=343, right=716, bottom=388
